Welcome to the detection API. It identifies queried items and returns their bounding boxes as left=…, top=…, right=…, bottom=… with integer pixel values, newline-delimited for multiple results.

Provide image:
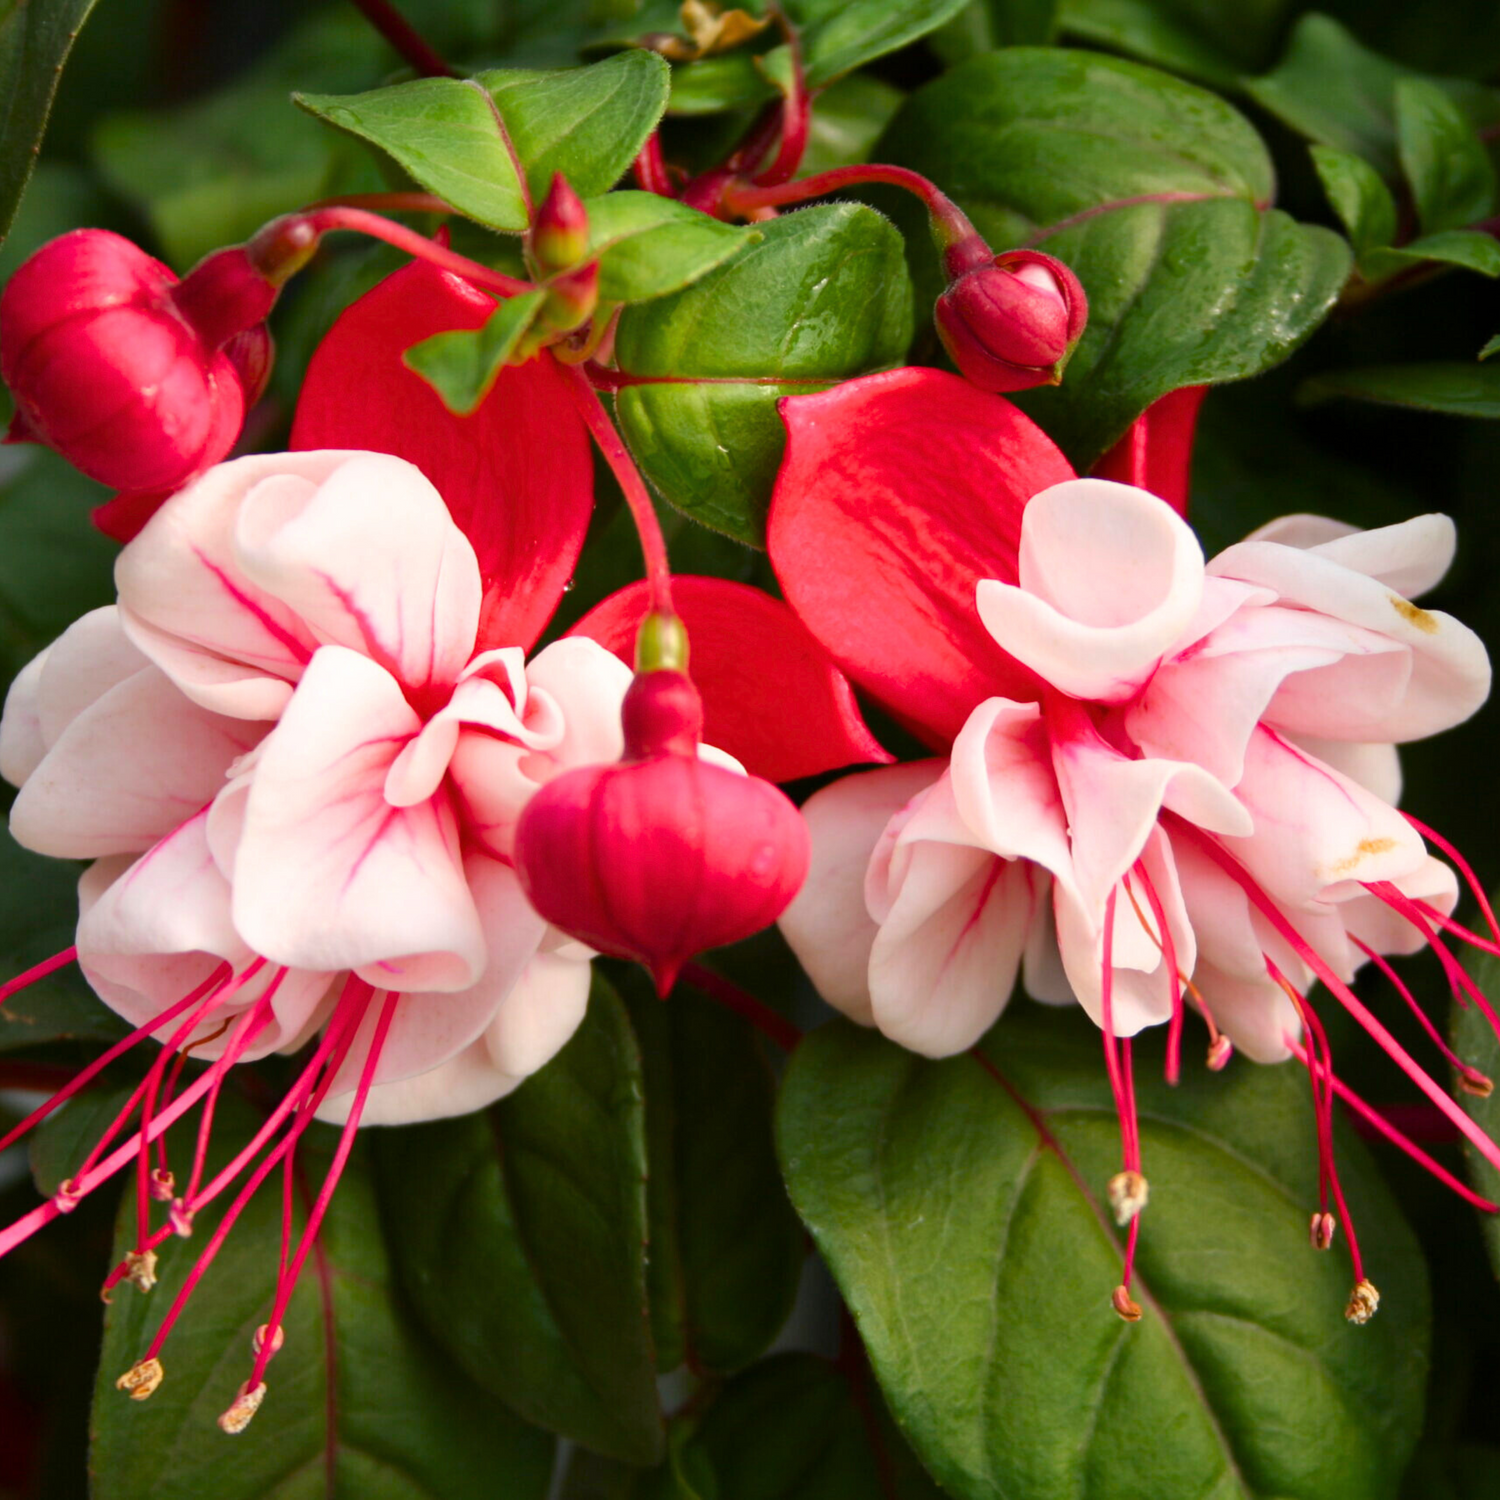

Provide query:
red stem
left=682, top=963, right=801, bottom=1052
left=346, top=0, right=454, bottom=76
left=292, top=207, right=534, bottom=297
left=755, top=13, right=811, bottom=188
left=563, top=364, right=675, bottom=617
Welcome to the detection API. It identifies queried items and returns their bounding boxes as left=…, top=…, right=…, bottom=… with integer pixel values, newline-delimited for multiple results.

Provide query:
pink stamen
left=1284, top=1034, right=1498, bottom=1212
left=248, top=990, right=397, bottom=1389
left=1415, top=900, right=1500, bottom=958
left=0, top=963, right=230, bottom=1156
left=0, top=1003, right=276, bottom=1259
left=1352, top=937, right=1490, bottom=1092
left=1403, top=812, right=1500, bottom=946
left=1363, top=881, right=1495, bottom=1021
left=0, top=946, right=78, bottom=1005
left=1128, top=863, right=1183, bottom=1084
left=1175, top=824, right=1500, bottom=1178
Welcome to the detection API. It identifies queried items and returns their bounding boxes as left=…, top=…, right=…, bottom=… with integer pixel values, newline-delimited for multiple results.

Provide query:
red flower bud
left=934, top=248, right=1087, bottom=394
left=0, top=229, right=276, bottom=493
left=514, top=670, right=811, bottom=994
left=532, top=173, right=591, bottom=274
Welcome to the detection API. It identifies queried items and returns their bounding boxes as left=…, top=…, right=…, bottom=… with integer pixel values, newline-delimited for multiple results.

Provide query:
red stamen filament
left=1402, top=812, right=1500, bottom=946
left=1124, top=864, right=1185, bottom=1084
left=0, top=947, right=78, bottom=1005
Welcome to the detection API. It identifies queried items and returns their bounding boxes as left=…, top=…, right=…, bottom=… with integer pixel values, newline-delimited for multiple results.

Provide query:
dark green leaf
left=1362, top=230, right=1500, bottom=282
left=797, top=74, right=905, bottom=177
left=92, top=10, right=389, bottom=269
left=0, top=0, right=102, bottom=242
left=667, top=53, right=775, bottom=118
left=1455, top=945, right=1500, bottom=1275
left=1481, top=334, right=1500, bottom=360
left=403, top=289, right=547, bottom=414
left=1395, top=79, right=1497, bottom=235
left=30, top=1082, right=134, bottom=1195
left=376, top=976, right=663, bottom=1463
left=612, top=203, right=912, bottom=544
left=882, top=48, right=1351, bottom=466
left=1300, top=362, right=1500, bottom=418
left=1246, top=15, right=1500, bottom=183
left=623, top=972, right=804, bottom=1374
left=778, top=1008, right=1430, bottom=1500
left=584, top=193, right=758, bottom=305
left=1312, top=145, right=1398, bottom=257
left=930, top=0, right=1059, bottom=63
left=1058, top=0, right=1291, bottom=88
left=299, top=51, right=670, bottom=234
left=90, top=1103, right=556, bottom=1498
left=1403, top=1444, right=1500, bottom=1500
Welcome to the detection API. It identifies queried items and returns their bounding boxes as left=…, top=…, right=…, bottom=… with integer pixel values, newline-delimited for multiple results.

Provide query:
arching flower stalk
left=768, top=366, right=1500, bottom=1323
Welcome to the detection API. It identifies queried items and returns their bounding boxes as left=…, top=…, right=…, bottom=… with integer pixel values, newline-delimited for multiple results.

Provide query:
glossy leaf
left=622, top=972, right=804, bottom=1375
left=0, top=0, right=102, bottom=242
left=403, top=289, right=547, bottom=415
left=298, top=51, right=670, bottom=233
left=1312, top=145, right=1398, bottom=257
left=1300, top=362, right=1500, bottom=417
left=375, top=976, right=663, bottom=1464
left=882, top=48, right=1351, bottom=466
left=1246, top=15, right=1500, bottom=182
left=612, top=203, right=913, bottom=543
left=89, top=1104, right=556, bottom=1499
left=1057, top=0, right=1290, bottom=87
left=1395, top=78, right=1497, bottom=235
left=583, top=193, right=758, bottom=305
left=1362, top=230, right=1500, bottom=282
left=779, top=1008, right=1430, bottom=1500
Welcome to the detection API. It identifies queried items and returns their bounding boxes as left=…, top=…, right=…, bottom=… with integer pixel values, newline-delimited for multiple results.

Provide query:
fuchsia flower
left=0, top=255, right=884, bottom=1427
left=769, top=365, right=1500, bottom=1319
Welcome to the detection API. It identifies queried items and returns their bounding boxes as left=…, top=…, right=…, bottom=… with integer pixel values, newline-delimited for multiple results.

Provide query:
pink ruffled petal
left=33, top=607, right=149, bottom=748
left=481, top=943, right=593, bottom=1080
left=975, top=479, right=1205, bottom=704
left=1190, top=962, right=1300, bottom=1065
left=1243, top=512, right=1455, bottom=598
left=778, top=762, right=944, bottom=1025
left=233, top=452, right=481, bottom=700
left=116, top=452, right=355, bottom=718
left=569, top=577, right=891, bottom=781
left=769, top=368, right=1074, bottom=745
left=10, top=666, right=264, bottom=859
left=0, top=649, right=50, bottom=786
left=290, top=259, right=593, bottom=652
left=231, top=647, right=485, bottom=990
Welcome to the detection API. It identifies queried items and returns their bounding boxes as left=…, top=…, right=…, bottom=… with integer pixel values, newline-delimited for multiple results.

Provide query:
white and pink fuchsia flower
left=769, top=366, right=1500, bottom=1322
left=0, top=259, right=880, bottom=1430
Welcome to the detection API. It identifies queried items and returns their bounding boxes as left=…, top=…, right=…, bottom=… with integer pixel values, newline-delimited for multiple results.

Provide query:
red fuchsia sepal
left=514, top=663, right=812, bottom=995
left=291, top=258, right=593, bottom=654
left=1091, top=385, right=1209, bottom=517
left=570, top=575, right=891, bottom=782
left=0, top=229, right=278, bottom=494
left=769, top=367, right=1074, bottom=745
left=935, top=245, right=1088, bottom=395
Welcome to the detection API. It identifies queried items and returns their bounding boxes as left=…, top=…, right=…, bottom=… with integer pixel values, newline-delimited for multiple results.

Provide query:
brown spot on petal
left=1328, top=837, right=1399, bottom=876
left=1390, top=595, right=1439, bottom=634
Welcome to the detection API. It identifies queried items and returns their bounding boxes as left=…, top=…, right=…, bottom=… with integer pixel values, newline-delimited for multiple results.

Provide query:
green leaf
left=298, top=51, right=670, bottom=233
left=797, top=74, right=906, bottom=177
left=1246, top=15, right=1500, bottom=183
left=30, top=1082, right=134, bottom=1195
left=1300, top=362, right=1500, bottom=418
left=376, top=976, right=663, bottom=1464
left=1481, top=334, right=1500, bottom=360
left=778, top=1008, right=1430, bottom=1500
left=1312, top=145, right=1398, bottom=256
left=1362, top=229, right=1500, bottom=282
left=90, top=1103, right=556, bottom=1499
left=881, top=48, right=1351, bottom=467
left=622, top=972, right=804, bottom=1374
left=1403, top=1444, right=1500, bottom=1500
left=1455, top=945, right=1500, bottom=1275
left=0, top=0, right=102, bottom=242
left=929, top=0, right=1059, bottom=63
left=1058, top=0, right=1291, bottom=88
left=584, top=193, right=758, bottom=305
left=91, top=10, right=389, bottom=269
left=403, top=289, right=547, bottom=414
left=1395, top=78, right=1497, bottom=234
left=612, top=202, right=912, bottom=544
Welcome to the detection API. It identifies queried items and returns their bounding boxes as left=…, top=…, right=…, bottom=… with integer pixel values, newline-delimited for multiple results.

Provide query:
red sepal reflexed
left=290, top=258, right=593, bottom=653
left=768, top=367, right=1075, bottom=746
left=570, top=576, right=892, bottom=782
left=1091, top=386, right=1208, bottom=517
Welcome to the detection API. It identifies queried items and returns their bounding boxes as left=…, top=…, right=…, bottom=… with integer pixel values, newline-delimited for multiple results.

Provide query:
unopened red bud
left=0, top=229, right=277, bottom=494
left=533, top=174, right=591, bottom=274
left=223, top=324, right=275, bottom=410
left=514, top=670, right=811, bottom=994
left=934, top=248, right=1087, bottom=394
left=541, top=261, right=599, bottom=335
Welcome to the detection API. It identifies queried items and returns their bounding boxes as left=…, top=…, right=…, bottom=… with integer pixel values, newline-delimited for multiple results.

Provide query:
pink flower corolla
left=768, top=366, right=1500, bottom=1320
